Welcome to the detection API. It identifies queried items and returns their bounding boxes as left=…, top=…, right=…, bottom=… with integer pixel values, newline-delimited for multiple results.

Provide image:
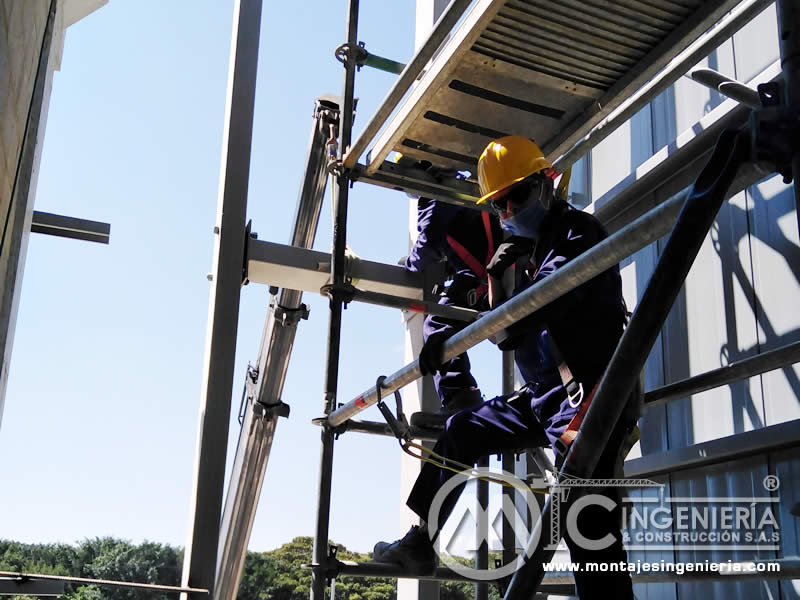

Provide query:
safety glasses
left=490, top=174, right=545, bottom=215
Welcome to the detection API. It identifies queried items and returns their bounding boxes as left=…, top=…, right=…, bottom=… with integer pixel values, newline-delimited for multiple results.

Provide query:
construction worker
left=402, top=185, right=502, bottom=425
left=374, top=136, right=639, bottom=600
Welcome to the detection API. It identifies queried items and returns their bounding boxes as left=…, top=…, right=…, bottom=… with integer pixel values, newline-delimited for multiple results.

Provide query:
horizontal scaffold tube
left=329, top=192, right=684, bottom=427
left=328, top=161, right=768, bottom=428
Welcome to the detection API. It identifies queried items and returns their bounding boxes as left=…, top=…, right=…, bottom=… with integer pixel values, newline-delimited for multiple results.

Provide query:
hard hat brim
left=476, top=173, right=531, bottom=205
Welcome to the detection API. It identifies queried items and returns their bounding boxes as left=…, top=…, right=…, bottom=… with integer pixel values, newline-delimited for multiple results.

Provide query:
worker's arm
left=404, top=198, right=459, bottom=272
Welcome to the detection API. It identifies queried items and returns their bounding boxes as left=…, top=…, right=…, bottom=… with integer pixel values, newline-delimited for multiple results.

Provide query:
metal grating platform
left=364, top=0, right=743, bottom=180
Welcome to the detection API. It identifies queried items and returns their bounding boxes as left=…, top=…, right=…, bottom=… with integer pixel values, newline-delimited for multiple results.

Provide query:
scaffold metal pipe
left=330, top=157, right=768, bottom=428
left=350, top=288, right=479, bottom=322
left=645, top=340, right=800, bottom=406
left=330, top=192, right=685, bottom=426
left=342, top=0, right=472, bottom=169
left=503, top=131, right=752, bottom=600
left=311, top=2, right=359, bottom=599
left=214, top=98, right=338, bottom=600
left=776, top=0, right=800, bottom=234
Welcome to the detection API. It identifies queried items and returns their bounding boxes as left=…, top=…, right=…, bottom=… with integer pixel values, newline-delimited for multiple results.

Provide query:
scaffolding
left=176, top=1, right=800, bottom=600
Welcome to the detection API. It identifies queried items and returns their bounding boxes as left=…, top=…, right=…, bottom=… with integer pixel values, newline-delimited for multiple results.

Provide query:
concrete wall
left=0, top=0, right=53, bottom=431
left=0, top=0, right=106, bottom=430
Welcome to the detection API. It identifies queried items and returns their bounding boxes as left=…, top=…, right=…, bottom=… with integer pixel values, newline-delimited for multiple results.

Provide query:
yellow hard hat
left=476, top=136, right=552, bottom=204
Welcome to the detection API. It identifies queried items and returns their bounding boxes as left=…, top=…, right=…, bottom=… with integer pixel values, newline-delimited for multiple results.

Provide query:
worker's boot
left=409, top=388, right=483, bottom=430
left=373, top=525, right=438, bottom=575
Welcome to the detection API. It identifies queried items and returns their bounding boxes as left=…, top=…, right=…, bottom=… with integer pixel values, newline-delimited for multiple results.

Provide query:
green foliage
left=0, top=536, right=507, bottom=600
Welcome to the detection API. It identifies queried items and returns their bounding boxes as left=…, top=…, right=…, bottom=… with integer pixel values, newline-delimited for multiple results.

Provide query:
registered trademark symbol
left=763, top=475, right=780, bottom=492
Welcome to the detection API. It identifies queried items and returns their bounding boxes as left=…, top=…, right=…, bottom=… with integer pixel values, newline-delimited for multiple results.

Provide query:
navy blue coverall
left=407, top=203, right=635, bottom=599
left=405, top=197, right=502, bottom=405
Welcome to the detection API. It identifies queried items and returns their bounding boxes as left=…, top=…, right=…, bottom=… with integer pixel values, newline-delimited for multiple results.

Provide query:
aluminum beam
left=246, top=239, right=423, bottom=300
left=181, top=1, right=261, bottom=597
left=214, top=98, right=338, bottom=600
left=30, top=211, right=110, bottom=244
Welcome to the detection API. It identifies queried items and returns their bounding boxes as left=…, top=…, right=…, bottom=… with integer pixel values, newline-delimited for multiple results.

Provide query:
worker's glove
left=418, top=334, right=448, bottom=376
left=486, top=236, right=535, bottom=279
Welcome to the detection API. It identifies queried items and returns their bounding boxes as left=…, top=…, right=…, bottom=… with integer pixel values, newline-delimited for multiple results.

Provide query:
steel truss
left=180, top=2, right=800, bottom=600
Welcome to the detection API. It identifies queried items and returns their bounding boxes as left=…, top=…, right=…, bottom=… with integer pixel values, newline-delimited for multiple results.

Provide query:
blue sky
left=0, top=1, right=503, bottom=554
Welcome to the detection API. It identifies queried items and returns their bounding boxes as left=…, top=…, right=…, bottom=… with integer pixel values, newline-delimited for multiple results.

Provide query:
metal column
left=214, top=98, right=338, bottom=600
left=776, top=0, right=800, bottom=233
left=501, top=351, right=517, bottom=568
left=310, top=1, right=359, bottom=599
left=181, top=1, right=262, bottom=597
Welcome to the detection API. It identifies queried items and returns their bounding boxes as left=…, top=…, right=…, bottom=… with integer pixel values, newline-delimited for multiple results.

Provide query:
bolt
left=213, top=226, right=220, bottom=234
left=207, top=273, right=213, bottom=281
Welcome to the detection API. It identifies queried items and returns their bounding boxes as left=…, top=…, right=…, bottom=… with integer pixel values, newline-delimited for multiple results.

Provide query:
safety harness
left=444, top=211, right=496, bottom=282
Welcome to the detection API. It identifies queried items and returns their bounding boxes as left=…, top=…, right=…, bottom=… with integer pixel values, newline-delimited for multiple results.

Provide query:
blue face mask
left=500, top=197, right=547, bottom=238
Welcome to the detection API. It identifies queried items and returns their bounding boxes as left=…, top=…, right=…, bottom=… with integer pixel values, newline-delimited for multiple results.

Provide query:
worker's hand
left=486, top=236, right=535, bottom=279
left=418, top=335, right=448, bottom=376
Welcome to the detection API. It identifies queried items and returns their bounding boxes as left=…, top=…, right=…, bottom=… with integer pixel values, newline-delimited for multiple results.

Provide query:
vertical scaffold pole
left=776, top=0, right=800, bottom=234
left=310, top=2, right=359, bottom=599
left=181, top=1, right=262, bottom=598
left=501, top=351, right=516, bottom=567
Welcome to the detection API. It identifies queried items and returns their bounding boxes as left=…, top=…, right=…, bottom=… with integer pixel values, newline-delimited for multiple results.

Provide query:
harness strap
left=481, top=211, right=495, bottom=265
left=446, top=234, right=488, bottom=280
left=554, top=382, right=599, bottom=456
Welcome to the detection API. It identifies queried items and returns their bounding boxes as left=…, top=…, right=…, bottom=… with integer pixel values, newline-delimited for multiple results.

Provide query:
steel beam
left=625, top=418, right=800, bottom=479
left=645, top=340, right=800, bottom=406
left=30, top=211, right=110, bottom=244
left=0, top=578, right=64, bottom=596
left=246, top=238, right=423, bottom=298
left=310, top=1, right=359, bottom=598
left=214, top=98, right=338, bottom=600
left=181, top=0, right=262, bottom=597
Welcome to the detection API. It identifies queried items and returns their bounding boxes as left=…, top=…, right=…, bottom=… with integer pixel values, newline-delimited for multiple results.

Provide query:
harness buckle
left=566, top=381, right=584, bottom=408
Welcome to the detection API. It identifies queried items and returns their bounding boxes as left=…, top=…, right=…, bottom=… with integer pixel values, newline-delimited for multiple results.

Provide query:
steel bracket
left=320, top=282, right=356, bottom=305
left=253, top=400, right=290, bottom=420
left=274, top=304, right=310, bottom=327
left=751, top=81, right=800, bottom=183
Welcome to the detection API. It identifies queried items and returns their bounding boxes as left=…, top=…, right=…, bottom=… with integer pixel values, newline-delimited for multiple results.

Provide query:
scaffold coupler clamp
left=243, top=364, right=291, bottom=420
left=750, top=80, right=800, bottom=184
left=335, top=41, right=368, bottom=71
left=375, top=375, right=411, bottom=447
left=320, top=281, right=356, bottom=307
left=273, top=303, right=310, bottom=328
